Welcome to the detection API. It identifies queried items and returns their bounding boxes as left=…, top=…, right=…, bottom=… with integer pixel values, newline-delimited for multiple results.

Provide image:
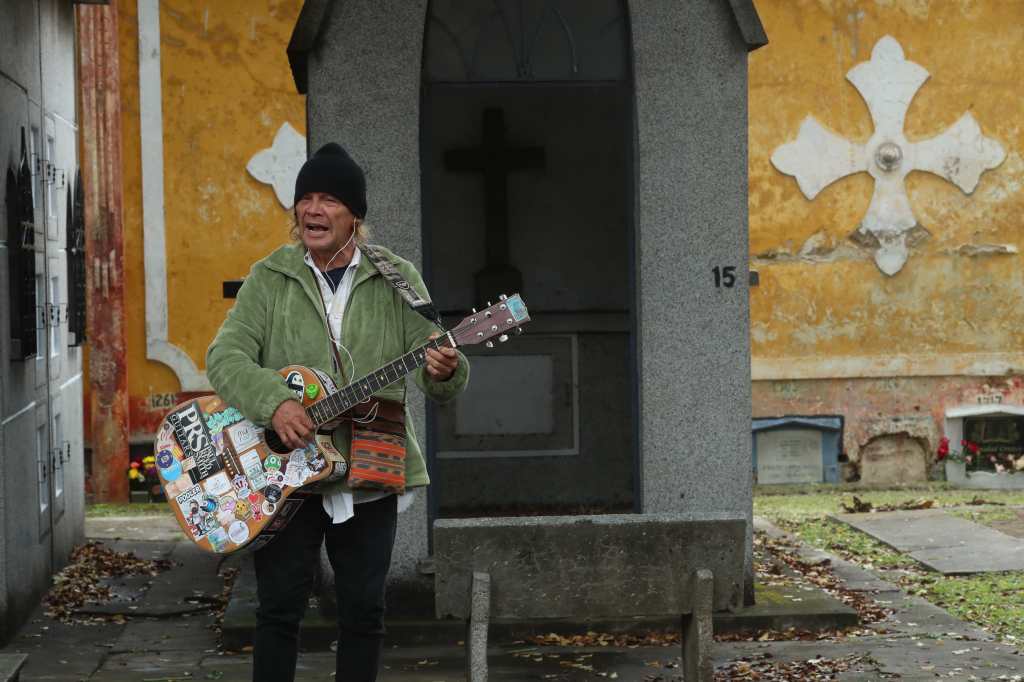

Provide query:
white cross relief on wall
left=771, top=36, right=1006, bottom=276
left=247, top=122, right=307, bottom=210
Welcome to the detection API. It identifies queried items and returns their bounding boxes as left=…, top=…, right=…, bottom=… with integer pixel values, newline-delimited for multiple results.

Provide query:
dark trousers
left=252, top=494, right=398, bottom=682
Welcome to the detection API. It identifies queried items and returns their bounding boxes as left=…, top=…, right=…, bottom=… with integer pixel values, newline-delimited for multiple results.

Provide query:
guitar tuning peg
left=499, top=294, right=507, bottom=301
left=471, top=307, right=477, bottom=314
left=498, top=334, right=509, bottom=343
left=515, top=327, right=524, bottom=335
left=485, top=341, right=494, bottom=349
left=486, top=301, right=492, bottom=307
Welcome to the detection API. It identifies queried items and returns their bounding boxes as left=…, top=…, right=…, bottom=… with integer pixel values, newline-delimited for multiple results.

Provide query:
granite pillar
left=629, top=0, right=755, bottom=598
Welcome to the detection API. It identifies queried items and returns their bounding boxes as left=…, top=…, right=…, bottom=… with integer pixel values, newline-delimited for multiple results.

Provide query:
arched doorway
left=421, top=0, right=637, bottom=518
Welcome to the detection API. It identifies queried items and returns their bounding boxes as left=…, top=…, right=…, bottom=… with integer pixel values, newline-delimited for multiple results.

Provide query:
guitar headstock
left=450, top=294, right=530, bottom=348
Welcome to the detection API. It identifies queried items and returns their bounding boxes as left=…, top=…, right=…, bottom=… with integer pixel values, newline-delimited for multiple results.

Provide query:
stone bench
left=433, top=513, right=746, bottom=682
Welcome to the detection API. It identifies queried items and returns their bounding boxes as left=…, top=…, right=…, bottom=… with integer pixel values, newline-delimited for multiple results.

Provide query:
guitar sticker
left=311, top=369, right=338, bottom=394
left=285, top=371, right=304, bottom=399
left=156, top=449, right=182, bottom=482
left=227, top=421, right=260, bottom=451
left=205, top=407, right=244, bottom=435
left=175, top=485, right=207, bottom=539
left=167, top=401, right=223, bottom=484
left=203, top=472, right=232, bottom=497
left=228, top=520, right=250, bottom=545
left=208, top=528, right=229, bottom=553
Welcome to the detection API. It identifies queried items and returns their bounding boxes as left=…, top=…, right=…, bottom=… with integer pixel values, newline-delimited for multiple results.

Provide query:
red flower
left=967, top=441, right=980, bottom=455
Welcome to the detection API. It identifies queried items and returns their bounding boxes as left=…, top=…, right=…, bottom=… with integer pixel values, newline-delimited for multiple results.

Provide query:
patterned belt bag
left=347, top=399, right=407, bottom=495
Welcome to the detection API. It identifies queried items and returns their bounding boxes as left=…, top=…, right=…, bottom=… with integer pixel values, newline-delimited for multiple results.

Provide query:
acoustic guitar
left=154, top=295, right=530, bottom=553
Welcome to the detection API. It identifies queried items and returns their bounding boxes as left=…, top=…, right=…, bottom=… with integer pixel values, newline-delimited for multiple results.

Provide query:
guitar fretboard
left=305, top=335, right=453, bottom=427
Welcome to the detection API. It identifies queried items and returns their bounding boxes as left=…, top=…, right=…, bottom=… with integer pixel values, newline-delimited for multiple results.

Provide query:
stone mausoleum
left=288, top=0, right=766, bottom=602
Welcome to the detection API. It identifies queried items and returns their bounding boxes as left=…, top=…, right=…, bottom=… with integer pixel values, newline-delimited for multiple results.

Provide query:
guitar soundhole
left=264, top=429, right=293, bottom=455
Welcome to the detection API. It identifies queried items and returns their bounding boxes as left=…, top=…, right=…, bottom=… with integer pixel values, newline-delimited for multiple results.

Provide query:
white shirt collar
left=303, top=244, right=361, bottom=273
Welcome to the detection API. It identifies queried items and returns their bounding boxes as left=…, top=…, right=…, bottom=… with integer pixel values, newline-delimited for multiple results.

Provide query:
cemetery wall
left=748, top=0, right=1024, bottom=483
left=96, top=0, right=307, bottom=452
left=0, top=0, right=85, bottom=642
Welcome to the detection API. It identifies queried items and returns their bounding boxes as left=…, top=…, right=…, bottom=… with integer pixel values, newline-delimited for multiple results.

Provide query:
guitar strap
left=359, top=244, right=443, bottom=327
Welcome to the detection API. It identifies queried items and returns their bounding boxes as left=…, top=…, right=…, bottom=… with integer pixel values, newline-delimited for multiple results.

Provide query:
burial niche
left=422, top=0, right=637, bottom=517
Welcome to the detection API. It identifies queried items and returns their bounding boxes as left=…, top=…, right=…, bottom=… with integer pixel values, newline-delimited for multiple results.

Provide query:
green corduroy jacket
left=205, top=242, right=469, bottom=493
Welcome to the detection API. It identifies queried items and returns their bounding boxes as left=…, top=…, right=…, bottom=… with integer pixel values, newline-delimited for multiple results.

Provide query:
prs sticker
left=285, top=371, right=304, bottom=399
left=167, top=401, right=222, bottom=484
left=227, top=421, right=260, bottom=451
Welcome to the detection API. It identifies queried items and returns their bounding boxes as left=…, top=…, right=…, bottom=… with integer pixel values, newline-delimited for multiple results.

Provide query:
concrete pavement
left=0, top=514, right=1019, bottom=680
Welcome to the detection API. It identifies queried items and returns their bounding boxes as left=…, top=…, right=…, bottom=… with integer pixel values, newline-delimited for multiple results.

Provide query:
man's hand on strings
left=272, top=399, right=314, bottom=450
left=426, top=332, right=459, bottom=382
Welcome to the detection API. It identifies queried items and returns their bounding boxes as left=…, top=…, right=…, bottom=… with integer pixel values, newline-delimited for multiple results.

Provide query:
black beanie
left=293, top=143, right=367, bottom=219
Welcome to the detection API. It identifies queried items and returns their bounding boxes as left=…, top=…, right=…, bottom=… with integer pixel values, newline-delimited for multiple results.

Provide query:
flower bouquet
left=937, top=437, right=1024, bottom=474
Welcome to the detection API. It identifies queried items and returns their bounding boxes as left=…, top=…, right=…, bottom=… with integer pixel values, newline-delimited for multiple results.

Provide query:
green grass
left=916, top=572, right=1024, bottom=642
left=86, top=503, right=168, bottom=517
left=947, top=507, right=1022, bottom=524
left=781, top=517, right=917, bottom=571
left=754, top=484, right=1024, bottom=522
left=755, top=487, right=1024, bottom=643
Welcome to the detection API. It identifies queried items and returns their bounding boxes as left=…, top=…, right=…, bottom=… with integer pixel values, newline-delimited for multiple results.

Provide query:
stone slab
left=434, top=514, right=746, bottom=620
left=831, top=509, right=1024, bottom=574
left=85, top=515, right=184, bottom=543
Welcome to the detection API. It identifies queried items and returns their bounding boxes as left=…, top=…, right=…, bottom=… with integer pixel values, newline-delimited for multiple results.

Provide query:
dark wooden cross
left=444, top=108, right=544, bottom=303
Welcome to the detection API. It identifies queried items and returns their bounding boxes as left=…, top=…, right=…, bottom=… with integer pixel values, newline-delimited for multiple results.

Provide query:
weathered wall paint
left=103, top=0, right=305, bottom=441
left=80, top=2, right=130, bottom=501
left=754, top=375, right=1024, bottom=470
left=749, top=0, right=1022, bottom=375
left=749, top=1, right=1024, bottom=476
left=92, top=0, right=1024, bottom=487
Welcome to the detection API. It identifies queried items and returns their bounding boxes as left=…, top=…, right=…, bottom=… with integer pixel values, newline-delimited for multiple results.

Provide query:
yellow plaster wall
left=119, top=0, right=304, bottom=405
left=108, top=0, right=1023, bottom=434
left=749, top=0, right=1024, bottom=375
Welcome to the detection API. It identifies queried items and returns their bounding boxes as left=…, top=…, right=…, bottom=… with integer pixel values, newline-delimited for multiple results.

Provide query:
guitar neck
left=306, top=333, right=455, bottom=427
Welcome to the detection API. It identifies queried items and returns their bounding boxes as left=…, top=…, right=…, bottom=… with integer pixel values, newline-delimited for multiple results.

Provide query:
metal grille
left=7, top=129, right=37, bottom=360
left=67, top=168, right=86, bottom=345
left=424, top=0, right=629, bottom=83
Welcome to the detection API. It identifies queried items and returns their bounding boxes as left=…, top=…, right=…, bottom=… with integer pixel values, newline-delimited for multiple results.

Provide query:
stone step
left=0, top=653, right=27, bottom=682
left=221, top=557, right=857, bottom=651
